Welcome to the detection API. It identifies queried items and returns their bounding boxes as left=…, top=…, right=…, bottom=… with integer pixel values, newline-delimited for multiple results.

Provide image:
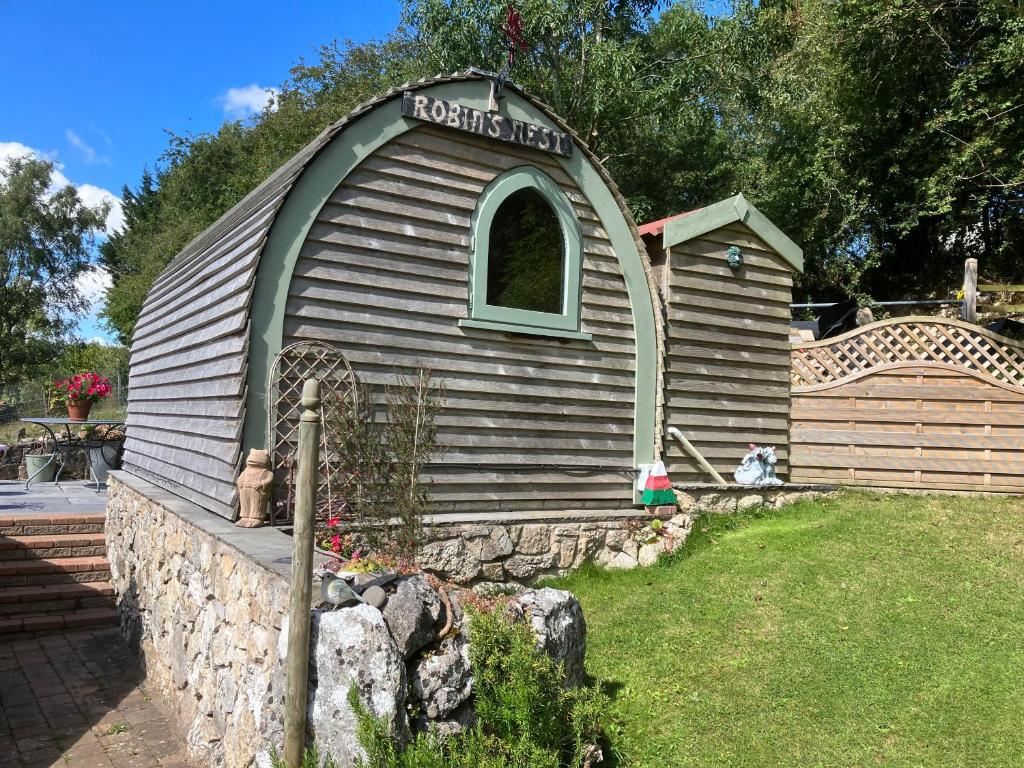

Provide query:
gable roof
left=641, top=194, right=803, bottom=272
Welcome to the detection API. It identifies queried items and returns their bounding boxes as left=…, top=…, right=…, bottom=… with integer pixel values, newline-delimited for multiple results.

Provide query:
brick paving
left=0, top=627, right=192, bottom=767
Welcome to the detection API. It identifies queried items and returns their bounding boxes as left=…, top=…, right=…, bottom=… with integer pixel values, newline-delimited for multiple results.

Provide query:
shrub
left=324, top=368, right=445, bottom=563
left=352, top=608, right=609, bottom=768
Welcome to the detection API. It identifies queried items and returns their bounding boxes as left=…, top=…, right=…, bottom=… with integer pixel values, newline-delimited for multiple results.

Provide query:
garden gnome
left=642, top=460, right=677, bottom=516
left=235, top=449, right=274, bottom=528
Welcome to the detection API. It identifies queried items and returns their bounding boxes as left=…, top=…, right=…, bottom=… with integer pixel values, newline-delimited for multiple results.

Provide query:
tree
left=100, top=34, right=425, bottom=344
left=0, top=156, right=108, bottom=386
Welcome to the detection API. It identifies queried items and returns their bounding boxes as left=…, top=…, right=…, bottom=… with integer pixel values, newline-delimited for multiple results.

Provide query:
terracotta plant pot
left=67, top=400, right=93, bottom=421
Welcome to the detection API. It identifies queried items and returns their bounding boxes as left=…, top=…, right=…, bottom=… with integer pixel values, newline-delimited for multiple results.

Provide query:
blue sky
left=0, top=0, right=403, bottom=344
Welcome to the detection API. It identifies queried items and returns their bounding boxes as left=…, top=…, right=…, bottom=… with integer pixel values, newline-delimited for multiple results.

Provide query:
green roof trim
left=662, top=194, right=804, bottom=272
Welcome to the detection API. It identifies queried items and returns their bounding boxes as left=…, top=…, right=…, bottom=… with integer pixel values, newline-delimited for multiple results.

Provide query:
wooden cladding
left=790, top=318, right=1024, bottom=491
left=660, top=224, right=795, bottom=483
left=284, top=125, right=637, bottom=515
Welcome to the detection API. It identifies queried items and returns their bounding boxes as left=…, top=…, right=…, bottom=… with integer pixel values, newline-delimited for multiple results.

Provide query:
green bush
left=352, top=608, right=609, bottom=768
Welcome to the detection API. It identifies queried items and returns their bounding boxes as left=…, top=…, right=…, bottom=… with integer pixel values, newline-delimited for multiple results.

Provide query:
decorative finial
left=300, top=379, right=321, bottom=422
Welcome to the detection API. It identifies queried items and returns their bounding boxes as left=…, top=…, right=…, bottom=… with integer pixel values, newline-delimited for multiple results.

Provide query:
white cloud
left=75, top=265, right=113, bottom=308
left=86, top=336, right=114, bottom=346
left=219, top=84, right=279, bottom=119
left=66, top=129, right=109, bottom=165
left=66, top=129, right=96, bottom=162
left=0, top=141, right=122, bottom=234
left=77, top=183, right=125, bottom=234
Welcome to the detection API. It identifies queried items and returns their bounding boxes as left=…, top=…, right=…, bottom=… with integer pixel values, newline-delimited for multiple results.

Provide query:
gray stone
left=737, top=494, right=764, bottom=512
left=607, top=550, right=638, bottom=569
left=382, top=575, right=443, bottom=658
left=409, top=633, right=472, bottom=720
left=638, top=542, right=662, bottom=567
left=481, top=561, right=505, bottom=581
left=516, top=588, right=586, bottom=687
left=516, top=524, right=552, bottom=555
left=310, top=604, right=409, bottom=766
left=504, top=553, right=555, bottom=580
left=479, top=527, right=513, bottom=561
left=418, top=538, right=480, bottom=583
left=603, top=528, right=629, bottom=551
left=362, top=585, right=388, bottom=609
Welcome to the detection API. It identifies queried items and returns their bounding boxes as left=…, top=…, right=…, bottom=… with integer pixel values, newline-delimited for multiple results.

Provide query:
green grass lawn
left=549, top=491, right=1024, bottom=768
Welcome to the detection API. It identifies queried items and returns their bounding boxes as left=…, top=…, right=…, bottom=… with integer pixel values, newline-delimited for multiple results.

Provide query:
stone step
left=0, top=556, right=111, bottom=587
left=0, top=513, right=106, bottom=536
left=0, top=533, right=107, bottom=561
left=0, top=580, right=115, bottom=615
left=0, top=606, right=119, bottom=637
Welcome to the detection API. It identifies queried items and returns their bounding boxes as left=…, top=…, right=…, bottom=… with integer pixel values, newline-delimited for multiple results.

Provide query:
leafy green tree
left=0, top=156, right=108, bottom=386
left=101, top=34, right=424, bottom=344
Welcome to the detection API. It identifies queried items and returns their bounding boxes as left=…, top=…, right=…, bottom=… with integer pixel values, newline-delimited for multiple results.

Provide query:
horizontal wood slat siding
left=661, top=224, right=794, bottom=483
left=123, top=177, right=289, bottom=517
left=282, top=125, right=637, bottom=515
left=790, top=360, right=1024, bottom=491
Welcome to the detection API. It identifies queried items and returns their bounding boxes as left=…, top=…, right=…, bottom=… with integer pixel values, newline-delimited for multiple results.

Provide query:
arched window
left=461, top=166, right=587, bottom=339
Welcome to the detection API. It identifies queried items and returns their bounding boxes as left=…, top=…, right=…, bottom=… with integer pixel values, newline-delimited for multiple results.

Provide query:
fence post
left=283, top=377, right=320, bottom=768
left=962, top=258, right=978, bottom=323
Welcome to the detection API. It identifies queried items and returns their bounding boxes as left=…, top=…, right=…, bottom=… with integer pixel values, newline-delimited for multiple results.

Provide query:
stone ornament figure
left=734, top=444, right=783, bottom=487
left=235, top=449, right=274, bottom=528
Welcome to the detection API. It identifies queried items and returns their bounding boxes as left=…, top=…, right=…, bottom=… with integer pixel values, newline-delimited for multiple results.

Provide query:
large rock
left=309, top=604, right=408, bottom=766
left=516, top=588, right=586, bottom=687
left=382, top=575, right=443, bottom=658
left=409, top=633, right=472, bottom=720
left=418, top=538, right=481, bottom=583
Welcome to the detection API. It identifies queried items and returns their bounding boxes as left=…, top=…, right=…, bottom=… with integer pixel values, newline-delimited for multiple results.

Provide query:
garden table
left=20, top=416, right=126, bottom=491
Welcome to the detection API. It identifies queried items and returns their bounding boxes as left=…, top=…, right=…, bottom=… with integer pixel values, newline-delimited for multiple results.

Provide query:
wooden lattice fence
left=269, top=341, right=357, bottom=522
left=790, top=317, right=1024, bottom=492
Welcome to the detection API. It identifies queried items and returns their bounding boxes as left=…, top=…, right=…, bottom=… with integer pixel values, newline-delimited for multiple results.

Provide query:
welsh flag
left=641, top=461, right=676, bottom=506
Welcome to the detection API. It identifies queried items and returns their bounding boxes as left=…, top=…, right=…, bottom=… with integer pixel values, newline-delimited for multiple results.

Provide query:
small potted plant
left=49, top=373, right=113, bottom=421
left=24, top=440, right=57, bottom=483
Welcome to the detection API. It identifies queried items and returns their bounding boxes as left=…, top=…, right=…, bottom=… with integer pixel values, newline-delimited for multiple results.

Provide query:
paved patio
left=0, top=628, right=193, bottom=767
left=0, top=481, right=192, bottom=767
left=0, top=481, right=108, bottom=517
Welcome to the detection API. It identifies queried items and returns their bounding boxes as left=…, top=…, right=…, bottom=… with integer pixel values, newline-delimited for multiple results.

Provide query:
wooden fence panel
left=790, top=317, right=1024, bottom=491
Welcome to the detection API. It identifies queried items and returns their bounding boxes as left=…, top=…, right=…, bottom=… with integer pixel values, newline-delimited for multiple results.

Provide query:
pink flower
left=350, top=550, right=362, bottom=561
left=330, top=534, right=342, bottom=553
left=327, top=517, right=341, bottom=528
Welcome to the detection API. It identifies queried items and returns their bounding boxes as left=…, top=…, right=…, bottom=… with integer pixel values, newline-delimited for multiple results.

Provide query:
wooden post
left=283, top=378, right=320, bottom=768
left=963, top=258, right=978, bottom=323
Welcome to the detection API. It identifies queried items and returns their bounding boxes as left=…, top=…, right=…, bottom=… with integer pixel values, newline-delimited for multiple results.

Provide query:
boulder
left=516, top=588, right=586, bottom=687
left=382, top=575, right=443, bottom=658
left=409, top=633, right=472, bottom=720
left=418, top=538, right=481, bottom=583
left=309, top=604, right=408, bottom=766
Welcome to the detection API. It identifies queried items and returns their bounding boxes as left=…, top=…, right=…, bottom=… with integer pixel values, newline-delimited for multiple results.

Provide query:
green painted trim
left=244, top=79, right=659, bottom=489
left=459, top=317, right=593, bottom=341
left=469, top=166, right=583, bottom=333
left=663, top=193, right=804, bottom=272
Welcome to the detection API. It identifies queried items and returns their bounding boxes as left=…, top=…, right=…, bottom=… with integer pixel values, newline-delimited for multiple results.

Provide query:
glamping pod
left=124, top=70, right=805, bottom=521
left=123, top=71, right=663, bottom=519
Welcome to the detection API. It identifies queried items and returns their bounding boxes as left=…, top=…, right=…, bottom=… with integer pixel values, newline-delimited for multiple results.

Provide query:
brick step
left=0, top=513, right=106, bottom=537
left=0, top=533, right=107, bottom=561
left=0, top=580, right=114, bottom=615
left=0, top=556, right=110, bottom=587
left=0, top=606, right=119, bottom=637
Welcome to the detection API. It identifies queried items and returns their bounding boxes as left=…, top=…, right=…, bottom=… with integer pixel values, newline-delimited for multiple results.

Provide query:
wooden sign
left=402, top=91, right=573, bottom=157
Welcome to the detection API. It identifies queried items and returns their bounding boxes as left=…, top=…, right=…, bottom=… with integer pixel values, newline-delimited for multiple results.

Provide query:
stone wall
left=419, top=484, right=836, bottom=584
left=106, top=473, right=293, bottom=767
left=105, top=473, right=588, bottom=768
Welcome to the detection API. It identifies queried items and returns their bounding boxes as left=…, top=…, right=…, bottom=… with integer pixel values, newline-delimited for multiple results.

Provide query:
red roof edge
left=637, top=209, right=697, bottom=238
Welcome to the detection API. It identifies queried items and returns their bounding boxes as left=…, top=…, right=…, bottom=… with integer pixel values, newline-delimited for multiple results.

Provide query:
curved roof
left=124, top=70, right=666, bottom=517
